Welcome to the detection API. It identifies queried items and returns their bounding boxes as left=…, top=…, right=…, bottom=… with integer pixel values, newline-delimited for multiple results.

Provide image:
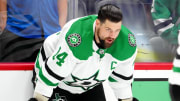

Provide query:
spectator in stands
left=151, top=0, right=180, bottom=100
left=0, top=0, right=67, bottom=62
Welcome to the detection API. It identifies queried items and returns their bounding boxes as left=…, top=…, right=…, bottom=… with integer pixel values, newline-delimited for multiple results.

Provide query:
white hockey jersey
left=34, top=15, right=137, bottom=99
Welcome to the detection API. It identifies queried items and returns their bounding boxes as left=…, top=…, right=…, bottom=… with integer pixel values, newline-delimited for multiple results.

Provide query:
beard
left=96, top=29, right=114, bottom=49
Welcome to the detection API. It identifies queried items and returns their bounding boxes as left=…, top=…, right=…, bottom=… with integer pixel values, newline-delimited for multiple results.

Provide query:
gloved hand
left=28, top=98, right=38, bottom=101
left=118, top=97, right=139, bottom=101
left=132, top=97, right=139, bottom=101
left=169, top=84, right=180, bottom=101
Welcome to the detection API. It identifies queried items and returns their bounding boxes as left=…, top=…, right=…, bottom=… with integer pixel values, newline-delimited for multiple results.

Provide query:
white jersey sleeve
left=34, top=19, right=79, bottom=97
left=108, top=49, right=137, bottom=99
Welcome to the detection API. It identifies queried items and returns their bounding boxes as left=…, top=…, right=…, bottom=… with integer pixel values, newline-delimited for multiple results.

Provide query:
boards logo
left=67, top=33, right=81, bottom=47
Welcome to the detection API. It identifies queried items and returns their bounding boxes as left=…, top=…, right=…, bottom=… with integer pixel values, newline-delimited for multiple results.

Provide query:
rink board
left=0, top=62, right=172, bottom=101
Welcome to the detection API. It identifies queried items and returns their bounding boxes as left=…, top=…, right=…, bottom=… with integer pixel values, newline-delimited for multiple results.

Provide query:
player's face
left=95, top=19, right=122, bottom=48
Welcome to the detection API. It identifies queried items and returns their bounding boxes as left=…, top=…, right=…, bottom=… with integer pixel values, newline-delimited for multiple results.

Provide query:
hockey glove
left=169, top=84, right=180, bottom=101
left=118, top=97, right=139, bottom=101
left=28, top=98, right=38, bottom=101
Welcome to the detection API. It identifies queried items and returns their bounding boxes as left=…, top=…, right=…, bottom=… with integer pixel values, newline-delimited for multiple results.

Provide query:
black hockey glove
left=28, top=98, right=38, bottom=101
left=132, top=97, right=139, bottom=101
left=118, top=97, right=139, bottom=101
left=169, top=84, right=180, bottom=101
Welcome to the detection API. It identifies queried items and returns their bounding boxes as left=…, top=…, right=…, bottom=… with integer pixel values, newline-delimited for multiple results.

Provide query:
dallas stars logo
left=128, top=34, right=136, bottom=47
left=64, top=71, right=105, bottom=90
left=67, top=33, right=81, bottom=47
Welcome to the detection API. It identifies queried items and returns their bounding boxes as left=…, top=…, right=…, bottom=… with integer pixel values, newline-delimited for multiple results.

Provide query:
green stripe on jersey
left=35, top=53, right=41, bottom=69
left=36, top=52, right=58, bottom=86
left=173, top=66, right=180, bottom=73
left=108, top=76, right=118, bottom=82
left=39, top=69, right=59, bottom=86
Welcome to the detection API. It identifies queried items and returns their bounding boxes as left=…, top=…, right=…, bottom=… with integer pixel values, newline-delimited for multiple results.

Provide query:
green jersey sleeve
left=151, top=0, right=180, bottom=44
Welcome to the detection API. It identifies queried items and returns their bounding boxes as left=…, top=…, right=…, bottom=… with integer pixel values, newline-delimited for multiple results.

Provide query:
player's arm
left=32, top=20, right=78, bottom=100
left=32, top=31, right=61, bottom=89
left=31, top=32, right=62, bottom=100
left=0, top=0, right=7, bottom=32
left=151, top=0, right=179, bottom=44
left=108, top=49, right=138, bottom=101
left=34, top=32, right=61, bottom=76
left=36, top=41, right=76, bottom=97
left=58, top=0, right=67, bottom=28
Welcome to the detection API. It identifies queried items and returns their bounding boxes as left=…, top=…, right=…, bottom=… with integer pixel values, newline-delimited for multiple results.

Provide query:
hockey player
left=29, top=4, right=138, bottom=101
left=169, top=33, right=180, bottom=101
left=151, top=0, right=180, bottom=44
left=151, top=0, right=180, bottom=100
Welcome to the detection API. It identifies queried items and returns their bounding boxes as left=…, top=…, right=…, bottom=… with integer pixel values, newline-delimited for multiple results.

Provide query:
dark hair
left=97, top=4, right=123, bottom=23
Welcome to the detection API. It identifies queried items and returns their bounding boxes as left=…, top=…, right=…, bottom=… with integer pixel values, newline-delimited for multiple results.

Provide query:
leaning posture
left=30, top=4, right=137, bottom=101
